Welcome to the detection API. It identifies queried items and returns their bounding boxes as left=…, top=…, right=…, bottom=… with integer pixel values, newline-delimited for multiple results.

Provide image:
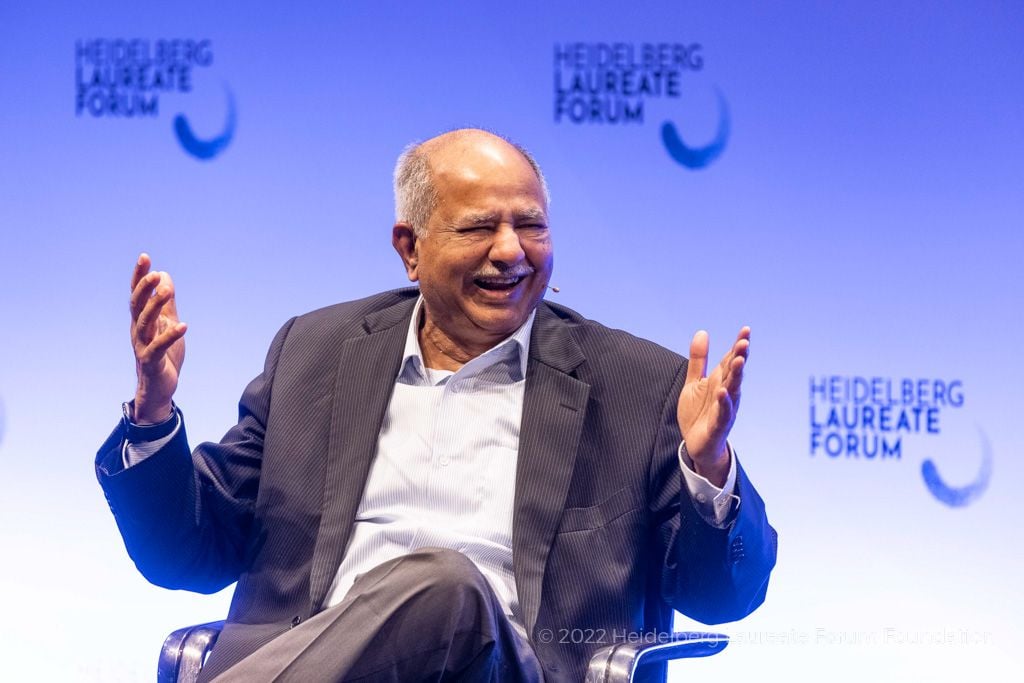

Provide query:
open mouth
left=473, top=274, right=527, bottom=292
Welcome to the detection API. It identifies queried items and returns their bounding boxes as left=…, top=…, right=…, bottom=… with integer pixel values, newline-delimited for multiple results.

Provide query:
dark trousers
left=211, top=548, right=544, bottom=682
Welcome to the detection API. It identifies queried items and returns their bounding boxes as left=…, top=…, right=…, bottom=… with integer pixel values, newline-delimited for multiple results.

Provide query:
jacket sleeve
left=648, top=361, right=778, bottom=624
left=95, top=317, right=296, bottom=593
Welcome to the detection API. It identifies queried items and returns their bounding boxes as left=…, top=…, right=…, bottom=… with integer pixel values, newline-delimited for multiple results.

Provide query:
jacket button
left=291, top=616, right=302, bottom=627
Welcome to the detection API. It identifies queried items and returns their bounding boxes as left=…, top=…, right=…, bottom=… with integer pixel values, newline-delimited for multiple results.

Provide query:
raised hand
left=676, top=327, right=750, bottom=487
left=129, top=254, right=187, bottom=424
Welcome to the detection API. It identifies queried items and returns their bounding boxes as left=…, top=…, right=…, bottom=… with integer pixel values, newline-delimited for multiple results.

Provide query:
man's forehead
left=416, top=129, right=548, bottom=223
left=422, top=131, right=526, bottom=176
left=420, top=128, right=507, bottom=156
left=433, top=155, right=543, bottom=203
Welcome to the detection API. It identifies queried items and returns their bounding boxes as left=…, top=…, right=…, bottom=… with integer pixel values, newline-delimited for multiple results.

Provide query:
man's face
left=407, top=139, right=553, bottom=349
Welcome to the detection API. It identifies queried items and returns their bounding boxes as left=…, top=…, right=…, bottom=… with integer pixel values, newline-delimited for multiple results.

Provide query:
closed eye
left=516, top=223, right=548, bottom=234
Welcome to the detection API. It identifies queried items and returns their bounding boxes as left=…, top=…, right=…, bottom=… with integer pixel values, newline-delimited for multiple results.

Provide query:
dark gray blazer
left=97, top=288, right=777, bottom=682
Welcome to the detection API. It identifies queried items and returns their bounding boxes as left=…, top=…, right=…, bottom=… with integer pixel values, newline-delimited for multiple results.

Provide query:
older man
left=97, top=129, right=776, bottom=682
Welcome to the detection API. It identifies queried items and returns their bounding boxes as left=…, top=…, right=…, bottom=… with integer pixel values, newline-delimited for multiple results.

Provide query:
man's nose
left=489, top=225, right=525, bottom=265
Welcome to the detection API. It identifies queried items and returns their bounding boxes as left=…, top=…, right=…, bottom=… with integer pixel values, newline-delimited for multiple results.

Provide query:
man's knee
left=406, top=547, right=488, bottom=588
left=337, top=550, right=528, bottom=680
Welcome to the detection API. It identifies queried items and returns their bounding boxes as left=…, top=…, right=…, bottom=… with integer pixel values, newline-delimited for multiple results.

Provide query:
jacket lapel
left=307, top=298, right=414, bottom=612
left=514, top=304, right=590, bottom=636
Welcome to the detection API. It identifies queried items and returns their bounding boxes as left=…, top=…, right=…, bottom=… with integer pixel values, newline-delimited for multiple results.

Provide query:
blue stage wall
left=1, top=2, right=1021, bottom=680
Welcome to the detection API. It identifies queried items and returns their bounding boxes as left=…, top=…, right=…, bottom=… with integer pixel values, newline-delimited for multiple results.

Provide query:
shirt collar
left=398, top=295, right=535, bottom=384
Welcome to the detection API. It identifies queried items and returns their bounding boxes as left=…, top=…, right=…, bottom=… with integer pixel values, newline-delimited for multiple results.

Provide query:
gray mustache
left=472, top=266, right=535, bottom=279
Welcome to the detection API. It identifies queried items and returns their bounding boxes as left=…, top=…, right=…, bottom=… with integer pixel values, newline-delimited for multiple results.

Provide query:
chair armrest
left=158, top=620, right=225, bottom=683
left=157, top=622, right=723, bottom=683
left=584, top=631, right=728, bottom=683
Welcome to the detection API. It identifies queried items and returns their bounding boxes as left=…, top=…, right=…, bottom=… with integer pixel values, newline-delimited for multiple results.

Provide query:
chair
left=158, top=621, right=728, bottom=683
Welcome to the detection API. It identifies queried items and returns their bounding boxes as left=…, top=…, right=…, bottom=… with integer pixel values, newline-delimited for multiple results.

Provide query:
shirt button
left=291, top=616, right=302, bottom=628
left=439, top=456, right=450, bottom=467
left=696, top=493, right=707, bottom=503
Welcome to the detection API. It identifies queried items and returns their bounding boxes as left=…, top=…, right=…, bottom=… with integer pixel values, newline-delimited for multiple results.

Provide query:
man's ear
left=392, top=223, right=419, bottom=281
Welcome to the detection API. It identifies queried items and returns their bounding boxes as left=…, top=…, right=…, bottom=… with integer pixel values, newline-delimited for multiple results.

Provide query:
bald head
left=393, top=128, right=549, bottom=237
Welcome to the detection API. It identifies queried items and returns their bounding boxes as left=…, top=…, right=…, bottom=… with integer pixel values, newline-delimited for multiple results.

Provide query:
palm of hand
left=134, top=306, right=185, bottom=390
left=675, top=328, right=750, bottom=477
left=129, top=255, right=188, bottom=421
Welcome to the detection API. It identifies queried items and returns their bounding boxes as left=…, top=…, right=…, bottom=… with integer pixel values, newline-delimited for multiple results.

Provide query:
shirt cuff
left=677, top=440, right=740, bottom=528
left=121, top=400, right=182, bottom=468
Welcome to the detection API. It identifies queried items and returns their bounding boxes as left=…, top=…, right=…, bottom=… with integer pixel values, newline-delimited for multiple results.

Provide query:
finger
left=719, top=328, right=751, bottom=366
left=136, top=281, right=176, bottom=344
left=715, top=386, right=736, bottom=426
left=157, top=271, right=179, bottom=319
left=697, top=387, right=731, bottom=441
left=725, top=327, right=751, bottom=388
left=714, top=332, right=750, bottom=388
left=686, top=330, right=710, bottom=385
left=130, top=270, right=162, bottom=322
left=733, top=326, right=751, bottom=360
left=147, top=320, right=187, bottom=359
left=722, top=355, right=745, bottom=398
left=139, top=276, right=176, bottom=326
left=722, top=338, right=749, bottom=377
left=727, top=380, right=742, bottom=417
left=130, top=253, right=151, bottom=291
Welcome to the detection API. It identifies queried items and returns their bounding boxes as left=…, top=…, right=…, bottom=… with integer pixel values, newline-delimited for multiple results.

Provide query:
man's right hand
left=130, top=253, right=187, bottom=424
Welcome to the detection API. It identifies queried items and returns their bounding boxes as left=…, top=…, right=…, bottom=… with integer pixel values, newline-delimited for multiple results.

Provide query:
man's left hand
left=676, top=327, right=751, bottom=488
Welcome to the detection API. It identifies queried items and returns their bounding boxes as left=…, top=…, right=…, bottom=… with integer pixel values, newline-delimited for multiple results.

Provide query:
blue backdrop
left=1, top=1, right=1022, bottom=680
